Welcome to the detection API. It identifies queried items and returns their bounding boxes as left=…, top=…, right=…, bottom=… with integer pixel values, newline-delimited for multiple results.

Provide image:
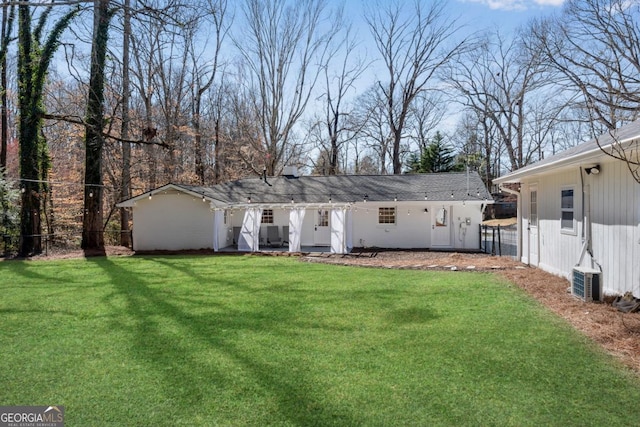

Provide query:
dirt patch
left=482, top=217, right=517, bottom=227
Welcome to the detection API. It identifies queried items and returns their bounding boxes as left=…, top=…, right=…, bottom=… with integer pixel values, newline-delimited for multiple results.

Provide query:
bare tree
left=445, top=31, right=551, bottom=174
left=365, top=0, right=466, bottom=174
left=529, top=0, right=640, bottom=182
left=116, top=0, right=132, bottom=247
left=407, top=92, right=445, bottom=157
left=235, top=0, right=338, bottom=176
left=1, top=3, right=14, bottom=170
left=315, top=25, right=367, bottom=175
left=352, top=85, right=393, bottom=174
left=82, top=0, right=111, bottom=251
left=189, top=0, right=229, bottom=185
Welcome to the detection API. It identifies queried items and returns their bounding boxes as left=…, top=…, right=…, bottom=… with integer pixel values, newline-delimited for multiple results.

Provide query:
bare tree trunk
left=0, top=3, right=12, bottom=170
left=119, top=0, right=131, bottom=247
left=82, top=0, right=111, bottom=251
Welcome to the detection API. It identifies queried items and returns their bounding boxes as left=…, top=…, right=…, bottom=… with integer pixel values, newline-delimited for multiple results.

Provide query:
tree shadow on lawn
left=90, top=257, right=363, bottom=425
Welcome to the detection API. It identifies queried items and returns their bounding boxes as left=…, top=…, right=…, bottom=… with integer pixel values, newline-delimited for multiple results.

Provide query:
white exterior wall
left=451, top=204, right=484, bottom=250
left=351, top=203, right=431, bottom=249
left=590, top=160, right=640, bottom=296
left=348, top=202, right=483, bottom=250
left=132, top=191, right=214, bottom=251
left=519, top=159, right=640, bottom=296
left=174, top=201, right=485, bottom=251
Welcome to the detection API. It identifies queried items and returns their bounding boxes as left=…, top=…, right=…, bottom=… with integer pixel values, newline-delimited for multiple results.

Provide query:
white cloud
left=462, top=0, right=565, bottom=11
left=533, top=0, right=565, bottom=6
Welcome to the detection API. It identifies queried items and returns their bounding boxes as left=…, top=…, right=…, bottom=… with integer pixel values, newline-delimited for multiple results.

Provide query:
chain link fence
left=1, top=230, right=132, bottom=258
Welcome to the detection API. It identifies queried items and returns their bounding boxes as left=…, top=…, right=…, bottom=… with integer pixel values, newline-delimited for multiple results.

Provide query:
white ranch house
left=117, top=169, right=492, bottom=254
left=494, top=121, right=640, bottom=299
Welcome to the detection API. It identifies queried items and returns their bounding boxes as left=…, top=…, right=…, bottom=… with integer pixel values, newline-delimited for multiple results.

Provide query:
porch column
left=330, top=207, right=348, bottom=254
left=212, top=209, right=224, bottom=252
left=346, top=208, right=353, bottom=252
left=288, top=207, right=306, bottom=253
left=239, top=207, right=263, bottom=252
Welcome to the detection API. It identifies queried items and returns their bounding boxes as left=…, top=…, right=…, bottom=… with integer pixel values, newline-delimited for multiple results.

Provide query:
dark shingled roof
left=174, top=172, right=492, bottom=205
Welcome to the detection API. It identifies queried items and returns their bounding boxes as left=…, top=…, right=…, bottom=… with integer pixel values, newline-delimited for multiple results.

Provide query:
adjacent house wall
left=519, top=159, right=640, bottom=296
left=132, top=191, right=214, bottom=251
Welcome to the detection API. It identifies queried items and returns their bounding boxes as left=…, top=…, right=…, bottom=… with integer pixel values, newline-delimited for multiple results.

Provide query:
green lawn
left=1, top=255, right=639, bottom=426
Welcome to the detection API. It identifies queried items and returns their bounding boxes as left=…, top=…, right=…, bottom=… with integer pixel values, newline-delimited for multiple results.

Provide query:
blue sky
left=340, top=0, right=566, bottom=38
left=453, top=0, right=565, bottom=32
left=329, top=0, right=566, bottom=94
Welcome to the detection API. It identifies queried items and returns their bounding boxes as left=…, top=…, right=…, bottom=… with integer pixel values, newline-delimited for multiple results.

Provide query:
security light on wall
left=585, top=165, right=600, bottom=175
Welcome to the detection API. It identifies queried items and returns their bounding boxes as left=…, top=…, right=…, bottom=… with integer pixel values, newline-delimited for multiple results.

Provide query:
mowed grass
left=1, top=256, right=639, bottom=426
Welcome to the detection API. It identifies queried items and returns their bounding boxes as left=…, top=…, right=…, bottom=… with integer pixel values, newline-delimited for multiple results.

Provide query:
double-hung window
left=561, top=187, right=575, bottom=233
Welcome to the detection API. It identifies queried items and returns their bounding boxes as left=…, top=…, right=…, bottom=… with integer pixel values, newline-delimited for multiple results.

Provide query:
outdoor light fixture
left=424, top=193, right=428, bottom=200
left=424, top=208, right=429, bottom=213
left=363, top=194, right=368, bottom=203
left=202, top=195, right=206, bottom=202
left=394, top=195, right=398, bottom=202
left=451, top=191, right=454, bottom=198
left=585, top=165, right=600, bottom=175
left=148, top=192, right=153, bottom=200
left=247, top=196, right=252, bottom=204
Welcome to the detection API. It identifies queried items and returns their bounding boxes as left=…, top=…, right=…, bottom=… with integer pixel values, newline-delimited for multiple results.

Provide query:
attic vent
left=283, top=166, right=299, bottom=177
left=572, top=267, right=601, bottom=302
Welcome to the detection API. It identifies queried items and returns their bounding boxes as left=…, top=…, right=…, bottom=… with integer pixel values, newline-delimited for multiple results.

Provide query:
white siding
left=590, top=159, right=640, bottom=296
left=536, top=169, right=584, bottom=277
left=520, top=159, right=640, bottom=296
left=350, top=202, right=483, bottom=250
left=132, top=191, right=214, bottom=251
left=351, top=203, right=431, bottom=249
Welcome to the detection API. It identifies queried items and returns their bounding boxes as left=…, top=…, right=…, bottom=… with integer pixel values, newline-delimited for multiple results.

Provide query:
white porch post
left=239, top=207, right=263, bottom=252
left=346, top=208, right=353, bottom=252
left=330, top=207, right=348, bottom=254
left=288, top=207, right=306, bottom=252
left=212, top=209, right=224, bottom=252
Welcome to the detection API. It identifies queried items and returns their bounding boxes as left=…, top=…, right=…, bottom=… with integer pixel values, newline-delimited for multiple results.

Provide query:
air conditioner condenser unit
left=572, top=267, right=601, bottom=302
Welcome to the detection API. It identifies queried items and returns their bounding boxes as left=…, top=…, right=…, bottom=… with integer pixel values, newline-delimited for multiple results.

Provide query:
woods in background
left=1, top=0, right=639, bottom=254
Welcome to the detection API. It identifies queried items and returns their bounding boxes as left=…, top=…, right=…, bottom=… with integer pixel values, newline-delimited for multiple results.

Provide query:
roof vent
left=283, top=166, right=299, bottom=178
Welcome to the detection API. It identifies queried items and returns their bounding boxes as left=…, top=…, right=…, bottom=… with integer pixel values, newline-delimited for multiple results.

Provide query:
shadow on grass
left=387, top=306, right=439, bottom=324
left=89, top=256, right=360, bottom=425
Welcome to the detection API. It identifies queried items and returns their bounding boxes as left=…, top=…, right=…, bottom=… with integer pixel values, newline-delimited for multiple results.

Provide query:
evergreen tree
left=406, top=131, right=462, bottom=173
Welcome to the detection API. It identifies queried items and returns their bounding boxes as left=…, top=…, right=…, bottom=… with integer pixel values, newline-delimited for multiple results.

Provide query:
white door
left=314, top=209, right=330, bottom=246
left=432, top=206, right=452, bottom=247
left=528, top=186, right=539, bottom=266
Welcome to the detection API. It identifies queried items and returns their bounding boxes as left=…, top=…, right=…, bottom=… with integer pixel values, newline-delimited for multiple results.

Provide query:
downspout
left=498, top=183, right=522, bottom=261
left=576, top=167, right=602, bottom=271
